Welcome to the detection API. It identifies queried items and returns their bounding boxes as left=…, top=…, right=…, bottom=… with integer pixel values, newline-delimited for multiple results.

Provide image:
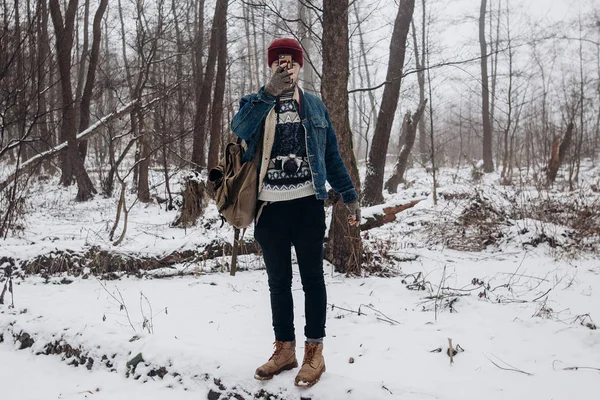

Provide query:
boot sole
left=294, top=365, right=326, bottom=388
left=254, top=360, right=299, bottom=381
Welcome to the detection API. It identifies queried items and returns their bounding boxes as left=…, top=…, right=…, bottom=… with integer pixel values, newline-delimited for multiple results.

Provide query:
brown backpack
left=208, top=138, right=260, bottom=230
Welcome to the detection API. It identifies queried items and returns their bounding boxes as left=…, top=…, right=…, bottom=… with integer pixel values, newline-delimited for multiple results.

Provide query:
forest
left=1, top=1, right=599, bottom=399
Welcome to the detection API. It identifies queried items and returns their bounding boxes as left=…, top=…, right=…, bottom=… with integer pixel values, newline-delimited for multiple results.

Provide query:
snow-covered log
left=360, top=199, right=423, bottom=231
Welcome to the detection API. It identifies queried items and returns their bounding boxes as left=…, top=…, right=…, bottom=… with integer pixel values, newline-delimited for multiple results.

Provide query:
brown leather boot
left=294, top=342, right=326, bottom=387
left=254, top=340, right=298, bottom=380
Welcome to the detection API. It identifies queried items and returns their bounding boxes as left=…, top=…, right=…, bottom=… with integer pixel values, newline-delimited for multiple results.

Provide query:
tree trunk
left=353, top=1, right=378, bottom=152
left=36, top=0, right=52, bottom=170
left=78, top=0, right=108, bottom=162
left=547, top=122, right=574, bottom=185
left=49, top=0, right=96, bottom=201
left=191, top=0, right=227, bottom=169
left=415, top=1, right=428, bottom=166
left=207, top=6, right=228, bottom=171
left=385, top=99, right=427, bottom=193
left=14, top=0, right=29, bottom=163
left=134, top=0, right=163, bottom=202
left=322, top=0, right=363, bottom=274
left=298, top=1, right=316, bottom=94
left=491, top=0, right=501, bottom=168
left=362, top=0, right=416, bottom=206
left=192, top=0, right=205, bottom=101
left=172, top=0, right=187, bottom=164
left=242, top=1, right=254, bottom=90
left=479, top=0, right=494, bottom=172
left=137, top=108, right=151, bottom=203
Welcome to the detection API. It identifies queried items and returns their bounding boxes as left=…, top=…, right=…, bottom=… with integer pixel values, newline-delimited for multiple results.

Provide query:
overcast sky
left=354, top=0, right=599, bottom=125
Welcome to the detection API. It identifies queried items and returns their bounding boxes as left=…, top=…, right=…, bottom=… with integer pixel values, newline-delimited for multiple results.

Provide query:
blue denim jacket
left=231, top=86, right=358, bottom=204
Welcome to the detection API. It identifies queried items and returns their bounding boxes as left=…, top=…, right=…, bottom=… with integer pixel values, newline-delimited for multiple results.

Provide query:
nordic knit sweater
left=257, top=89, right=315, bottom=202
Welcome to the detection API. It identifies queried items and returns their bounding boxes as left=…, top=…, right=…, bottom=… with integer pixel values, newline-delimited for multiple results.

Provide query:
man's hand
left=346, top=200, right=361, bottom=227
left=265, top=66, right=293, bottom=97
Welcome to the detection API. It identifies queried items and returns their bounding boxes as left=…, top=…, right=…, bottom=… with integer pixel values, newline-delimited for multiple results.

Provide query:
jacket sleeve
left=231, top=86, right=276, bottom=141
left=323, top=109, right=359, bottom=204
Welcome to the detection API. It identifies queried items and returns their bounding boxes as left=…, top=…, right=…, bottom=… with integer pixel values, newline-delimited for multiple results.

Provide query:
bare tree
left=78, top=0, right=108, bottom=162
left=49, top=0, right=97, bottom=201
left=298, top=0, right=317, bottom=94
left=547, top=122, right=574, bottom=185
left=322, top=0, right=363, bottom=274
left=415, top=0, right=428, bottom=166
left=362, top=0, right=416, bottom=206
left=207, top=1, right=228, bottom=170
left=353, top=1, right=378, bottom=161
left=479, top=0, right=494, bottom=172
left=385, top=99, right=427, bottom=193
left=191, top=0, right=228, bottom=169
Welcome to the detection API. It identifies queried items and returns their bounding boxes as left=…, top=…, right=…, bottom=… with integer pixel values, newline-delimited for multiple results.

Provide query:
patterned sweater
left=258, top=90, right=315, bottom=202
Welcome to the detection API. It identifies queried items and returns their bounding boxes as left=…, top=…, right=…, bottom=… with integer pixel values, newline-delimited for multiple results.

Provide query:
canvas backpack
left=208, top=138, right=261, bottom=230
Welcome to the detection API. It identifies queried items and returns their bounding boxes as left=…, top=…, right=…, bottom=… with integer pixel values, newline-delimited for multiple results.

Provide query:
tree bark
left=207, top=9, right=228, bottom=171
left=479, top=0, right=494, bottom=172
left=413, top=4, right=428, bottom=166
left=322, top=0, right=363, bottom=274
left=298, top=1, right=316, bottom=94
left=242, top=1, right=254, bottom=90
left=547, top=122, right=574, bottom=185
left=14, top=0, right=29, bottom=163
left=172, top=0, right=187, bottom=164
left=353, top=0, right=378, bottom=158
left=49, top=0, right=96, bottom=201
left=191, top=0, right=227, bottom=169
left=385, top=99, right=427, bottom=193
left=78, top=0, right=108, bottom=162
left=207, top=10, right=227, bottom=170
left=36, top=0, right=52, bottom=168
left=362, top=0, right=416, bottom=206
left=192, top=0, right=205, bottom=101
left=360, top=199, right=422, bottom=231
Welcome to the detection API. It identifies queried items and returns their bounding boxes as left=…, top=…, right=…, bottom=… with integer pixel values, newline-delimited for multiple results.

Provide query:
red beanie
left=267, top=38, right=303, bottom=68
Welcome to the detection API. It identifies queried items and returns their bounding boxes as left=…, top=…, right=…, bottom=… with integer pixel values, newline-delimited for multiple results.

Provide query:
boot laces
left=269, top=341, right=285, bottom=361
left=303, top=343, right=318, bottom=366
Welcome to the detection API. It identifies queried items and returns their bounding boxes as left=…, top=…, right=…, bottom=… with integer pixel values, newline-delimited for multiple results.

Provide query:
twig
left=485, top=354, right=532, bottom=376
left=329, top=303, right=365, bottom=316
left=95, top=278, right=136, bottom=332
left=435, top=265, right=447, bottom=322
left=360, top=304, right=401, bottom=325
left=507, top=250, right=529, bottom=287
left=562, top=366, right=600, bottom=372
left=448, top=338, right=454, bottom=364
left=531, top=288, right=552, bottom=302
left=381, top=385, right=393, bottom=395
left=140, top=292, right=154, bottom=334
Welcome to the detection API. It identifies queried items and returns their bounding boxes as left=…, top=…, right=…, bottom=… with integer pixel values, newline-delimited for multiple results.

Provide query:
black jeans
left=254, top=195, right=327, bottom=342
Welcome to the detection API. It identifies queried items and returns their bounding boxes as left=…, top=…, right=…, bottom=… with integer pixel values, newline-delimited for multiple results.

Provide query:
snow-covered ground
left=0, top=343, right=201, bottom=400
left=2, top=163, right=600, bottom=399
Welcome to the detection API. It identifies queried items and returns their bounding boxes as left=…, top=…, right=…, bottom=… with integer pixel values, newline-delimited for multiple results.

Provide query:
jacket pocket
left=310, top=116, right=328, bottom=147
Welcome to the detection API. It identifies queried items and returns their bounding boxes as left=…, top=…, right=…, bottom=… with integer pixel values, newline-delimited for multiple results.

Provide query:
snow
left=2, top=252, right=599, bottom=399
left=2, top=163, right=600, bottom=399
left=0, top=343, right=203, bottom=400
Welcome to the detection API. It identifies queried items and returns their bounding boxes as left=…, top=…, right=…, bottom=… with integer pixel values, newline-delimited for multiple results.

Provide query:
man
left=231, top=38, right=360, bottom=388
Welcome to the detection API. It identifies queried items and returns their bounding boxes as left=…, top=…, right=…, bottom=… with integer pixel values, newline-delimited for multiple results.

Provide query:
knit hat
left=267, top=38, right=303, bottom=68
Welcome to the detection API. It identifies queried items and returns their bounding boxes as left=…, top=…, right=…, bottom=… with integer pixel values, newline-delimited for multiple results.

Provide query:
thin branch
left=485, top=354, right=532, bottom=376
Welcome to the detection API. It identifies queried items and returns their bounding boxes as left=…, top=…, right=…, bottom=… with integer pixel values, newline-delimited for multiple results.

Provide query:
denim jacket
left=231, top=86, right=358, bottom=204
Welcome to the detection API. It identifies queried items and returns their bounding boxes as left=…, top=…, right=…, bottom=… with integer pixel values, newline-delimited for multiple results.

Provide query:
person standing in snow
left=230, top=38, right=361, bottom=387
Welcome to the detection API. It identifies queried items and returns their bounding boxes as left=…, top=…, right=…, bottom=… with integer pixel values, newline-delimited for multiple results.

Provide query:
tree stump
left=172, top=171, right=207, bottom=228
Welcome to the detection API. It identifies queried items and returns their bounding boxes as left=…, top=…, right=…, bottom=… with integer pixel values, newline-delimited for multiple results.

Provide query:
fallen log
left=360, top=199, right=423, bottom=231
